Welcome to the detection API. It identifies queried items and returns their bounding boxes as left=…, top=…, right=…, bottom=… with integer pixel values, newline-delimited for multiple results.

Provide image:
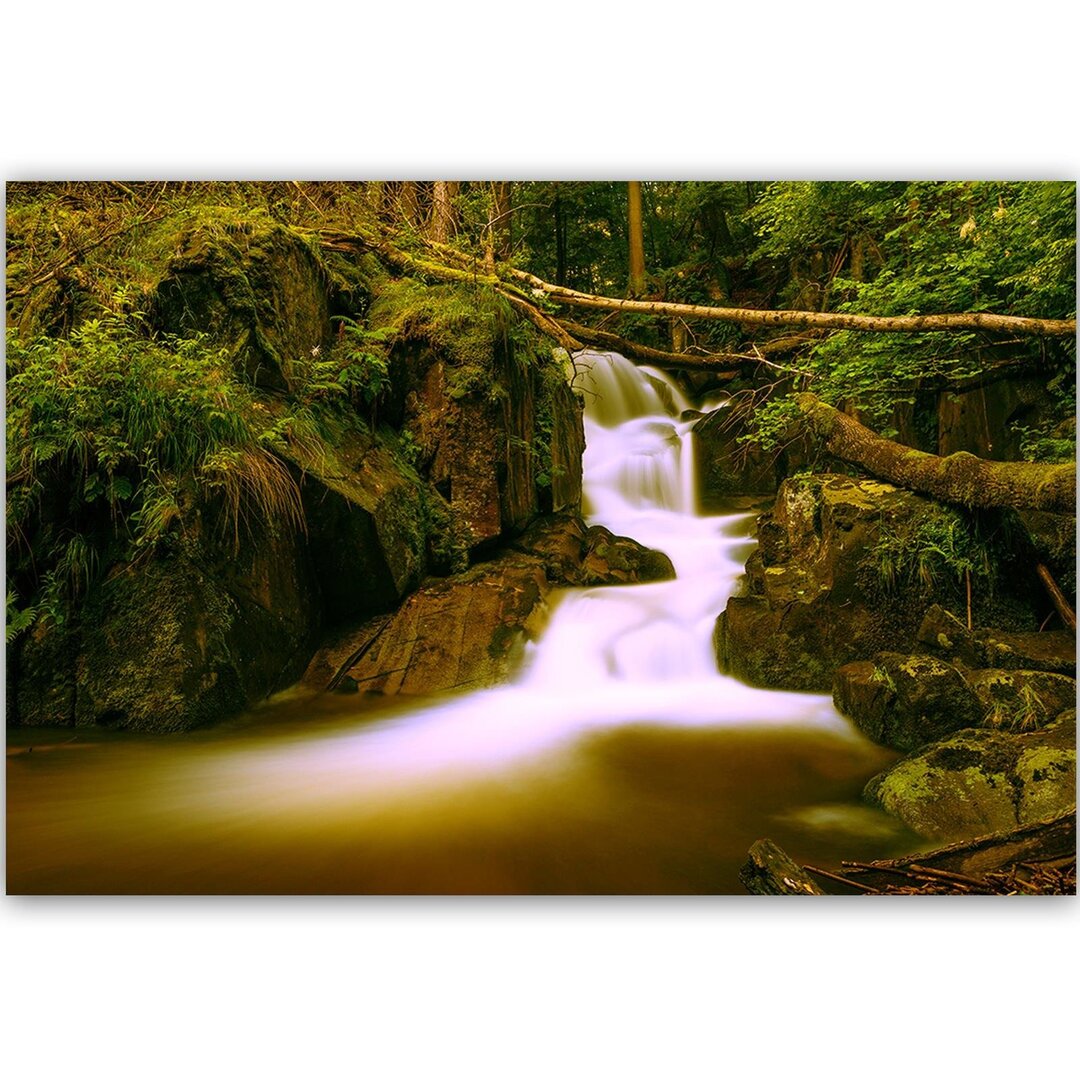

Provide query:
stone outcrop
left=864, top=711, right=1077, bottom=841
left=153, top=220, right=331, bottom=391
left=916, top=603, right=1075, bottom=675
left=693, top=404, right=782, bottom=507
left=305, top=515, right=674, bottom=699
left=715, top=475, right=947, bottom=690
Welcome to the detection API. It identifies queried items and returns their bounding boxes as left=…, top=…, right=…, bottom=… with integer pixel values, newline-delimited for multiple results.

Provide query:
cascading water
left=7, top=351, right=913, bottom=894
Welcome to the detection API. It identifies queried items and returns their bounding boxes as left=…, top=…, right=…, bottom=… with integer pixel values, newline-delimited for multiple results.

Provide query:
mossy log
left=795, top=392, right=1076, bottom=514
left=740, top=839, right=825, bottom=895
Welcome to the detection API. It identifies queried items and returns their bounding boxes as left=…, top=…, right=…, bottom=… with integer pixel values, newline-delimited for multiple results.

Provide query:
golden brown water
left=7, top=354, right=921, bottom=894
left=6, top=689, right=916, bottom=894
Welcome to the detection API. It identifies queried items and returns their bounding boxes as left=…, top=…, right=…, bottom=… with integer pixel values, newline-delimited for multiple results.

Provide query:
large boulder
left=833, top=653, right=986, bottom=751
left=865, top=712, right=1077, bottom=841
left=153, top=220, right=331, bottom=391
left=715, top=474, right=1044, bottom=692
left=693, top=404, right=782, bottom=506
left=306, top=514, right=673, bottom=698
left=716, top=476, right=944, bottom=690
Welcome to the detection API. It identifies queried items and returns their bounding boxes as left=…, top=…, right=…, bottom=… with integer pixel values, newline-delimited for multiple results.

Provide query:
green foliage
left=873, top=505, right=999, bottom=594
left=5, top=313, right=319, bottom=632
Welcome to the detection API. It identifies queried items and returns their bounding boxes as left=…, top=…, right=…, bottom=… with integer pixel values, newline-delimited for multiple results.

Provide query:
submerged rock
left=865, top=712, right=1077, bottom=841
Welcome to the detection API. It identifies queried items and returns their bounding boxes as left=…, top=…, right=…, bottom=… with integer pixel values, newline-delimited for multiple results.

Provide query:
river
left=6, top=352, right=917, bottom=893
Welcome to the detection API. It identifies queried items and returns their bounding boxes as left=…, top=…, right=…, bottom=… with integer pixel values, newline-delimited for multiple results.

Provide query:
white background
left=3, top=3, right=1078, bottom=1077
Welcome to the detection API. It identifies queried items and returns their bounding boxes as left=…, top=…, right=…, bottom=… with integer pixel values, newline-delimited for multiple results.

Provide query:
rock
left=965, top=669, right=1077, bottom=731
left=580, top=526, right=675, bottom=585
left=509, top=515, right=675, bottom=588
left=833, top=653, right=985, bottom=751
left=865, top=712, right=1077, bottom=842
left=315, top=555, right=551, bottom=697
left=715, top=474, right=1042, bottom=692
left=917, top=603, right=1076, bottom=675
left=296, top=433, right=427, bottom=624
left=153, top=220, right=330, bottom=391
left=307, top=514, right=674, bottom=698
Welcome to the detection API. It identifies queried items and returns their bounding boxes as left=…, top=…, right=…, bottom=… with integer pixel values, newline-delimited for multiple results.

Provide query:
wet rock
left=580, top=526, right=675, bottom=585
left=509, top=515, right=675, bottom=587
left=316, top=555, right=551, bottom=697
left=865, top=713, right=1077, bottom=842
left=917, top=603, right=1076, bottom=675
left=307, top=513, right=674, bottom=698
left=833, top=653, right=985, bottom=751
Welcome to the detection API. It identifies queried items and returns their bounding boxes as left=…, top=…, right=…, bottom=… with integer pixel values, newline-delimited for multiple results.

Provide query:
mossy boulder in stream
left=865, top=711, right=1077, bottom=841
left=834, top=649, right=1076, bottom=751
left=715, top=474, right=1041, bottom=692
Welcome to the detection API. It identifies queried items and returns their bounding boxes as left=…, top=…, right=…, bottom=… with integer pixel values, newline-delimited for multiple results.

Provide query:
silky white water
left=8, top=350, right=912, bottom=893
left=191, top=351, right=855, bottom=801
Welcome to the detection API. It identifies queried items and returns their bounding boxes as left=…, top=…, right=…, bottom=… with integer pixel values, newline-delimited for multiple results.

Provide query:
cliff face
left=8, top=219, right=586, bottom=733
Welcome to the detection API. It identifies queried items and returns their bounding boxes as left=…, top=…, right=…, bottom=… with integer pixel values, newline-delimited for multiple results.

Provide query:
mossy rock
left=153, top=218, right=330, bottom=390
left=964, top=669, right=1077, bottom=731
left=918, top=603, right=1076, bottom=675
left=864, top=712, right=1076, bottom=841
left=833, top=653, right=985, bottom=751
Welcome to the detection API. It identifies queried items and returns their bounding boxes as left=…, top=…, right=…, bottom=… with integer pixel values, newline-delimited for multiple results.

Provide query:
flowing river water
left=6, top=352, right=919, bottom=894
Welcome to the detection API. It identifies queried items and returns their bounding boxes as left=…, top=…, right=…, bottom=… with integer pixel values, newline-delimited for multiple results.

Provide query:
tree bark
left=493, top=181, right=512, bottom=261
left=554, top=183, right=567, bottom=287
left=506, top=268, right=1076, bottom=337
left=430, top=180, right=458, bottom=243
left=627, top=181, right=646, bottom=297
left=796, top=392, right=1076, bottom=513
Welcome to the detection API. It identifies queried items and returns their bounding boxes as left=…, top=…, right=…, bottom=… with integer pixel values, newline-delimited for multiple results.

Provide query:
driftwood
left=784, top=810, right=1077, bottom=895
left=795, top=392, right=1076, bottom=514
left=740, top=839, right=825, bottom=895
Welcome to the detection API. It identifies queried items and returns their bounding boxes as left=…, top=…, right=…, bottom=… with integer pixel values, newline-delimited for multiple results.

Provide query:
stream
left=6, top=352, right=918, bottom=894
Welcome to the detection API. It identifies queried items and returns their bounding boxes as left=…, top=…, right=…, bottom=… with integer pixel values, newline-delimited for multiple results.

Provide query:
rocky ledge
left=304, top=514, right=675, bottom=698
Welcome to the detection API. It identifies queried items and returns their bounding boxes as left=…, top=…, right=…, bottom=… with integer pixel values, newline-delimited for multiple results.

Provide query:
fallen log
left=795, top=392, right=1076, bottom=514
left=505, top=268, right=1077, bottom=338
left=557, top=319, right=740, bottom=375
left=740, top=839, right=825, bottom=895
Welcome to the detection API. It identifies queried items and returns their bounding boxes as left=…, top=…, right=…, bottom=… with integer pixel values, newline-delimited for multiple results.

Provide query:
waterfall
left=227, top=351, right=850, bottom=785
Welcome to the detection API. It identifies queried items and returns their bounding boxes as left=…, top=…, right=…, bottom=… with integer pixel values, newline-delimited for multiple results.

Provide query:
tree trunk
left=554, top=184, right=567, bottom=287
left=493, top=181, right=512, bottom=261
left=431, top=180, right=458, bottom=243
left=399, top=182, right=424, bottom=230
left=627, top=181, right=646, bottom=297
left=796, top=391, right=1076, bottom=513
left=506, top=268, right=1076, bottom=337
